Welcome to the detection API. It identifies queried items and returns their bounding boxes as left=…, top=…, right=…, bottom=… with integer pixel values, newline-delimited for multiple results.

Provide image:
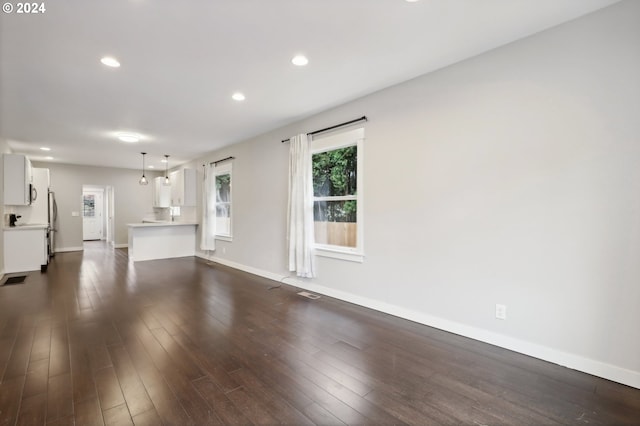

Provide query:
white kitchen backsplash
left=143, top=206, right=196, bottom=223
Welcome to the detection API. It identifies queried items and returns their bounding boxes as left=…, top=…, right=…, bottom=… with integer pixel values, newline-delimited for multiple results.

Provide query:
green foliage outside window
left=312, top=146, right=357, bottom=222
left=216, top=174, right=231, bottom=203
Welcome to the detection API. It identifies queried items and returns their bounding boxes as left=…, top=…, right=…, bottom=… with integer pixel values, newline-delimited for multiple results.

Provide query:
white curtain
left=200, top=163, right=216, bottom=252
left=287, top=133, right=315, bottom=278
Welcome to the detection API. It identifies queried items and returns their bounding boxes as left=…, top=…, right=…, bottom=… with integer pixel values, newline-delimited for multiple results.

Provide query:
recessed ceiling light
left=148, top=165, right=155, bottom=169
left=232, top=92, right=246, bottom=101
left=100, top=56, right=121, bottom=68
left=45, top=156, right=54, bottom=160
left=40, top=147, right=51, bottom=151
left=405, top=0, right=420, bottom=2
left=161, top=159, right=168, bottom=163
left=291, top=55, right=309, bottom=66
left=117, top=132, right=140, bottom=143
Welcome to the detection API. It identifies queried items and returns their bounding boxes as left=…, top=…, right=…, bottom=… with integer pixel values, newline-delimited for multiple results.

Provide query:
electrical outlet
left=495, top=304, right=507, bottom=320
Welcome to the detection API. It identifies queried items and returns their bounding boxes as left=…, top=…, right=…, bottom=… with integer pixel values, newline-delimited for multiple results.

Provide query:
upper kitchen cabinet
left=3, top=154, right=34, bottom=206
left=170, top=168, right=196, bottom=206
left=153, top=176, right=171, bottom=208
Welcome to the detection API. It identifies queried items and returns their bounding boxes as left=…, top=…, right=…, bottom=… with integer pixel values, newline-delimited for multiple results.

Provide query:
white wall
left=0, top=139, right=13, bottom=276
left=190, top=1, right=640, bottom=388
left=32, top=162, right=161, bottom=250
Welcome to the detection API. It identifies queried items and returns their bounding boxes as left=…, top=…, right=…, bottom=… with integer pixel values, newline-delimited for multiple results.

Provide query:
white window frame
left=214, top=162, right=233, bottom=241
left=311, top=127, right=364, bottom=263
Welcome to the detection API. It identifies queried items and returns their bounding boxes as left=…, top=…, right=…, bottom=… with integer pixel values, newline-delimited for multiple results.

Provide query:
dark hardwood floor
left=1, top=242, right=639, bottom=425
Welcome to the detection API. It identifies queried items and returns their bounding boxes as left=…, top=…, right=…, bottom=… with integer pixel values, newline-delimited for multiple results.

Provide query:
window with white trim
left=311, top=127, right=364, bottom=261
left=214, top=163, right=232, bottom=240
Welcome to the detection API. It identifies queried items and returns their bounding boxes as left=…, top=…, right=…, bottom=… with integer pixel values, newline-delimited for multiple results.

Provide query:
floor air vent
left=298, top=291, right=321, bottom=300
left=2, top=275, right=27, bottom=286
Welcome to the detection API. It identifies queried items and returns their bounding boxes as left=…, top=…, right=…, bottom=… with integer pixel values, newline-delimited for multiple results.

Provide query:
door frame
left=82, top=185, right=106, bottom=241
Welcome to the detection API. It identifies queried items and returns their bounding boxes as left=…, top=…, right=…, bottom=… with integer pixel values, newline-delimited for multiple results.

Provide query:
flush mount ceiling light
left=139, top=152, right=149, bottom=185
left=40, top=147, right=51, bottom=151
left=232, top=92, right=245, bottom=101
left=117, top=132, right=140, bottom=143
left=291, top=55, right=309, bottom=66
left=100, top=56, right=121, bottom=68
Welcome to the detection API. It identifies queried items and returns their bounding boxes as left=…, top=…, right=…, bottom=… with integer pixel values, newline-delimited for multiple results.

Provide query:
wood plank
left=2, top=326, right=35, bottom=380
left=302, top=402, right=347, bottom=426
left=23, top=358, right=49, bottom=398
left=172, top=331, right=242, bottom=393
left=0, top=374, right=25, bottom=425
left=149, top=327, right=204, bottom=381
left=29, top=323, right=52, bottom=363
left=46, top=373, right=74, bottom=422
left=230, top=368, right=314, bottom=425
left=69, top=344, right=97, bottom=403
left=16, top=392, right=47, bottom=426
left=118, top=335, right=177, bottom=407
left=131, top=408, right=162, bottom=426
left=152, top=396, right=193, bottom=426
left=94, top=366, right=126, bottom=411
left=74, top=397, right=105, bottom=426
left=48, top=325, right=70, bottom=378
left=107, top=344, right=154, bottom=417
left=191, top=377, right=253, bottom=425
left=103, top=403, right=133, bottom=426
left=160, top=364, right=223, bottom=425
left=223, top=386, right=279, bottom=425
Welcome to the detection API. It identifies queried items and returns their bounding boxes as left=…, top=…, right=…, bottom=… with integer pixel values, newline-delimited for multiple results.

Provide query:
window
left=214, top=163, right=232, bottom=239
left=311, top=127, right=364, bottom=261
left=83, top=194, right=95, bottom=217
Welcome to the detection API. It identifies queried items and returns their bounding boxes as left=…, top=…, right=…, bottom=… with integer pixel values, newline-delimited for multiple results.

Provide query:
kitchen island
left=127, top=222, right=198, bottom=262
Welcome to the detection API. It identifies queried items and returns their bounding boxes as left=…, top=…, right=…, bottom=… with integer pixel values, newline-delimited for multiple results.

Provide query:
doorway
left=82, top=187, right=104, bottom=241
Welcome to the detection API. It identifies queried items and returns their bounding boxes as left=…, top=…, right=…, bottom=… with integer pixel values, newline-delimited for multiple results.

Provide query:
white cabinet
left=4, top=226, right=48, bottom=273
left=3, top=154, right=33, bottom=206
left=169, top=168, right=196, bottom=206
left=153, top=177, right=171, bottom=208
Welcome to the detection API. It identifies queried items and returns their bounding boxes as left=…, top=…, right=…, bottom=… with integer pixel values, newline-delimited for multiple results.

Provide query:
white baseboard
left=113, top=243, right=128, bottom=249
left=196, top=253, right=284, bottom=282
left=55, top=246, right=84, bottom=253
left=196, top=253, right=640, bottom=390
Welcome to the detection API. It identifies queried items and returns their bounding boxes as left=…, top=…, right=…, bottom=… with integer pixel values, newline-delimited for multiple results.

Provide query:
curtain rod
left=281, top=116, right=367, bottom=143
left=206, top=156, right=235, bottom=166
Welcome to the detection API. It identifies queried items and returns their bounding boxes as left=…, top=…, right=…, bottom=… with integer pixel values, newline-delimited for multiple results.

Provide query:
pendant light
left=138, top=152, right=149, bottom=185
left=163, top=154, right=170, bottom=186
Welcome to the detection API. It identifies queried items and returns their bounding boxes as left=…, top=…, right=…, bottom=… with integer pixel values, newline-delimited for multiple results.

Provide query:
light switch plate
left=495, top=304, right=507, bottom=320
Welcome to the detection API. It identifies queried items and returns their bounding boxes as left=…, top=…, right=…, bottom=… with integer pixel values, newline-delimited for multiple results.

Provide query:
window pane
left=83, top=195, right=95, bottom=217
left=312, top=146, right=357, bottom=197
left=216, top=174, right=231, bottom=202
left=216, top=203, right=231, bottom=235
left=314, top=200, right=357, bottom=248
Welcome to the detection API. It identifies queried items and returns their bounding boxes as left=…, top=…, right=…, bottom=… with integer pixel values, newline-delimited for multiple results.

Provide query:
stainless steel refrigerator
left=48, top=190, right=58, bottom=258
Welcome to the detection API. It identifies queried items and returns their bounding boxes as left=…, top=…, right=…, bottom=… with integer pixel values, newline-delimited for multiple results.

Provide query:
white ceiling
left=0, top=0, right=620, bottom=171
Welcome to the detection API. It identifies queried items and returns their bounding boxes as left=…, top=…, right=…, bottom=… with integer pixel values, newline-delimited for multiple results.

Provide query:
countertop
left=128, top=222, right=198, bottom=228
left=4, top=224, right=49, bottom=231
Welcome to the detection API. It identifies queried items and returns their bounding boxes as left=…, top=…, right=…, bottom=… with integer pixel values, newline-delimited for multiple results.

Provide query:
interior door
left=82, top=190, right=103, bottom=240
